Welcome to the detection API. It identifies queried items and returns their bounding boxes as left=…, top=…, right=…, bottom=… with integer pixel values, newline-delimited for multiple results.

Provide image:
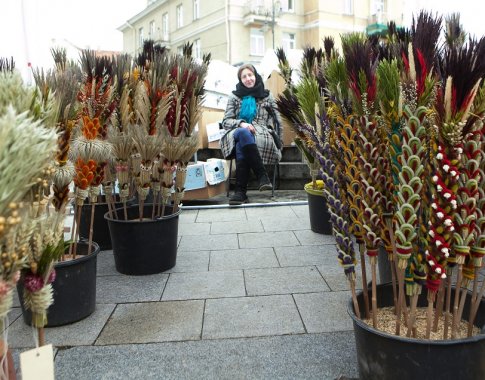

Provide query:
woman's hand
left=240, top=122, right=256, bottom=134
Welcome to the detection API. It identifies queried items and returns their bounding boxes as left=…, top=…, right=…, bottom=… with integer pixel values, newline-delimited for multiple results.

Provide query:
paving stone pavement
left=8, top=191, right=364, bottom=379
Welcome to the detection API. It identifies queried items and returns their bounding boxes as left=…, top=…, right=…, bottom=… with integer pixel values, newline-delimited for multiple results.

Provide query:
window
left=281, top=0, right=294, bottom=12
left=286, top=0, right=295, bottom=12
left=149, top=20, right=155, bottom=38
left=282, top=32, right=296, bottom=51
left=250, top=28, right=265, bottom=56
left=138, top=27, right=144, bottom=48
left=162, top=13, right=169, bottom=40
left=193, top=39, right=201, bottom=59
left=343, top=0, right=353, bottom=15
left=177, top=4, right=184, bottom=28
left=193, top=0, right=200, bottom=20
left=371, top=0, right=384, bottom=15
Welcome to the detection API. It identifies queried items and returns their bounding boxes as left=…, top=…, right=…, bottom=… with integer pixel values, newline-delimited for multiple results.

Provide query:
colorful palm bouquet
left=277, top=11, right=485, bottom=339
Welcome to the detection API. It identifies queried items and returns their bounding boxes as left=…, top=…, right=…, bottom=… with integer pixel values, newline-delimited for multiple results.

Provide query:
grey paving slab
left=203, top=294, right=305, bottom=339
left=12, top=289, right=20, bottom=308
left=210, top=220, right=264, bottom=234
left=195, top=208, right=247, bottom=222
left=294, top=229, right=337, bottom=245
left=54, top=332, right=359, bottom=380
left=209, top=248, right=278, bottom=270
left=8, top=307, right=22, bottom=326
left=317, top=261, right=376, bottom=292
left=162, top=270, right=245, bottom=300
left=178, top=208, right=198, bottom=223
left=245, top=205, right=298, bottom=220
left=291, top=204, right=310, bottom=219
left=275, top=244, right=338, bottom=267
left=294, top=291, right=354, bottom=333
left=164, top=250, right=210, bottom=273
left=8, top=304, right=115, bottom=348
left=245, top=266, right=330, bottom=296
left=260, top=216, right=311, bottom=231
left=178, top=221, right=211, bottom=236
left=96, top=273, right=168, bottom=303
left=96, top=300, right=204, bottom=345
left=178, top=233, right=239, bottom=251
left=96, top=250, right=118, bottom=276
left=238, top=231, right=300, bottom=249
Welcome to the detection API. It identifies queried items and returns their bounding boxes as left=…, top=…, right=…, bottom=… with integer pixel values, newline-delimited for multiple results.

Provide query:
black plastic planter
left=348, top=283, right=485, bottom=380
left=79, top=195, right=127, bottom=250
left=19, top=241, right=100, bottom=327
left=105, top=204, right=180, bottom=275
left=304, top=185, right=332, bottom=235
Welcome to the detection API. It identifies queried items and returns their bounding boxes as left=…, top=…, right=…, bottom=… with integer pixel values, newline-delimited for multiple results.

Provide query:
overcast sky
left=1, top=0, right=484, bottom=80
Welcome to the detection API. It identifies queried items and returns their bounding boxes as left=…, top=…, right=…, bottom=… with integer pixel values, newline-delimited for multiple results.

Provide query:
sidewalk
left=8, top=190, right=362, bottom=379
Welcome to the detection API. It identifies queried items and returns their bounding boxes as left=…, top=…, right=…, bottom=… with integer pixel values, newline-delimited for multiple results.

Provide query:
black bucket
left=349, top=283, right=485, bottom=380
left=105, top=204, right=180, bottom=275
left=305, top=188, right=332, bottom=235
left=79, top=195, right=127, bottom=250
left=18, top=241, right=100, bottom=327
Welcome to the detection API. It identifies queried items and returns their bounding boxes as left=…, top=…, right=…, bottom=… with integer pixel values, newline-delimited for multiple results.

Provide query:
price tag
left=20, top=344, right=54, bottom=380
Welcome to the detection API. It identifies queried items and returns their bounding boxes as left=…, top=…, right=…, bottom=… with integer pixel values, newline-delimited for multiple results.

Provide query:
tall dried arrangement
left=0, top=59, right=58, bottom=351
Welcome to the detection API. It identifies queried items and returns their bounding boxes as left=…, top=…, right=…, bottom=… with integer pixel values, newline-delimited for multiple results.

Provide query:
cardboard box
left=184, top=163, right=206, bottom=190
left=182, top=181, right=226, bottom=201
left=183, top=159, right=229, bottom=200
left=196, top=108, right=225, bottom=149
left=204, top=159, right=226, bottom=185
left=265, top=70, right=297, bottom=147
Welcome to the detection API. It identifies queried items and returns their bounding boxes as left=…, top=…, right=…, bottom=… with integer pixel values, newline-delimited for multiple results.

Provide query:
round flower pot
left=18, top=241, right=100, bottom=327
left=78, top=195, right=128, bottom=250
left=348, top=282, right=485, bottom=380
left=105, top=204, right=180, bottom=275
left=304, top=182, right=332, bottom=235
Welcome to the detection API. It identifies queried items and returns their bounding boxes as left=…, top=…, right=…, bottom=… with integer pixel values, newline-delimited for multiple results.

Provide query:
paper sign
left=20, top=344, right=55, bottom=380
left=206, top=122, right=224, bottom=142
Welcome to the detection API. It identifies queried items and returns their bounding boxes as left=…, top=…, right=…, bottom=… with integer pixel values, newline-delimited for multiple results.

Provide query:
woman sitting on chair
left=220, top=64, right=283, bottom=205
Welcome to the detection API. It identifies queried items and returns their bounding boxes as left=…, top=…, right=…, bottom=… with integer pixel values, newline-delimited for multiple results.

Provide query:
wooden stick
left=395, top=266, right=406, bottom=335
left=455, top=285, right=469, bottom=333
left=123, top=201, right=128, bottom=220
left=67, top=205, right=77, bottom=258
left=38, top=328, right=45, bottom=347
left=467, top=267, right=480, bottom=336
left=444, top=273, right=453, bottom=339
left=407, top=292, right=419, bottom=337
left=451, top=264, right=463, bottom=338
left=371, top=256, right=378, bottom=328
left=71, top=205, right=82, bottom=259
left=425, top=290, right=435, bottom=339
left=384, top=217, right=399, bottom=311
left=358, top=243, right=370, bottom=319
left=350, top=277, right=361, bottom=319
left=87, top=202, right=95, bottom=257
left=152, top=193, right=158, bottom=220
left=433, top=281, right=445, bottom=332
left=139, top=200, right=144, bottom=222
left=468, top=280, right=485, bottom=336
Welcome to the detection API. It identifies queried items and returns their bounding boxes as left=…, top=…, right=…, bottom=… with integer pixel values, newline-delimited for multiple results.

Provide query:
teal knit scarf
left=239, top=96, right=257, bottom=123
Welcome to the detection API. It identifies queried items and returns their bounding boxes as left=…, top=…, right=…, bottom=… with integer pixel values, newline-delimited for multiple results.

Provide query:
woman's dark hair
left=237, top=64, right=257, bottom=80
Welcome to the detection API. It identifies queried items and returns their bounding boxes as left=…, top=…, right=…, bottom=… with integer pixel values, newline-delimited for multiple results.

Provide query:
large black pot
left=349, top=283, right=485, bottom=380
left=105, top=204, right=180, bottom=275
left=79, top=195, right=127, bottom=250
left=304, top=185, right=332, bottom=235
left=18, top=241, right=99, bottom=327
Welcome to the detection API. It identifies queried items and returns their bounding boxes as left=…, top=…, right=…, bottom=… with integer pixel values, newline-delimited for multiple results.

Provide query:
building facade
left=118, top=0, right=405, bottom=65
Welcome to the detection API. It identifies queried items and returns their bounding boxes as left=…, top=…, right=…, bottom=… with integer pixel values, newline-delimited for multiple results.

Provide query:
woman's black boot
left=241, top=144, right=273, bottom=191
left=229, top=160, right=250, bottom=205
